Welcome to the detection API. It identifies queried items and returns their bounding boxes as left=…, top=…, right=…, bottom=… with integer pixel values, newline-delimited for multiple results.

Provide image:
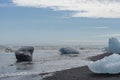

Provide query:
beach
left=0, top=46, right=120, bottom=80
left=0, top=45, right=105, bottom=80
left=43, top=53, right=119, bottom=80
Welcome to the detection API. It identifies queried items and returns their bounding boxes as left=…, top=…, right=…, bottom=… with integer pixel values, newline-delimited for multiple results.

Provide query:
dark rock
left=15, top=46, right=34, bottom=62
left=59, top=47, right=79, bottom=55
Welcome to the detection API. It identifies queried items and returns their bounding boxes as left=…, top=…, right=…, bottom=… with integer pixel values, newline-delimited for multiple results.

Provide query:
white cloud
left=12, top=0, right=120, bottom=18
left=97, top=34, right=120, bottom=37
left=91, top=26, right=110, bottom=29
left=63, top=39, right=105, bottom=43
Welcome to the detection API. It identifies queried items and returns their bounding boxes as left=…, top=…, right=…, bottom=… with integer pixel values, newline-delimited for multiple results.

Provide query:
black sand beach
left=88, top=52, right=112, bottom=61
left=43, top=53, right=120, bottom=80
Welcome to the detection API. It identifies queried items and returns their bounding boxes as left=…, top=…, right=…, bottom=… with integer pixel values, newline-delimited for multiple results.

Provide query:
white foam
left=0, top=71, right=48, bottom=79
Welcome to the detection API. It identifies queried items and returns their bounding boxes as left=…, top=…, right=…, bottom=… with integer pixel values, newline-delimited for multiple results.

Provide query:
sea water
left=0, top=45, right=104, bottom=80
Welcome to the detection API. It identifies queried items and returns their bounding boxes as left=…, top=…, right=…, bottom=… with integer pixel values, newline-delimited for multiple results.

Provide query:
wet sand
left=87, top=52, right=112, bottom=61
left=43, top=53, right=120, bottom=80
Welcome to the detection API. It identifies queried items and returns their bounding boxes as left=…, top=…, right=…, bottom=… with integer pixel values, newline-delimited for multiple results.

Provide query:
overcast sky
left=0, top=0, right=120, bottom=45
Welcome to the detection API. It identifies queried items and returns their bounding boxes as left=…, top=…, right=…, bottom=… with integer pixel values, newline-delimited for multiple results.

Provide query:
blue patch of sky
left=0, top=3, right=120, bottom=45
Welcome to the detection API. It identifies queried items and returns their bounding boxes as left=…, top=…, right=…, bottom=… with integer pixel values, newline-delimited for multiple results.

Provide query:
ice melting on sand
left=109, top=37, right=120, bottom=54
left=88, top=54, right=120, bottom=74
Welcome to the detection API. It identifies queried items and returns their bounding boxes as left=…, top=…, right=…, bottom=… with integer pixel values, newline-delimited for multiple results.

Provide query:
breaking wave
left=0, top=71, right=41, bottom=78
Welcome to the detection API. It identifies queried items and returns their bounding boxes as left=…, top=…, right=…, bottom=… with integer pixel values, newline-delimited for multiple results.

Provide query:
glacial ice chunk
left=88, top=54, right=120, bottom=74
left=59, top=47, right=79, bottom=55
left=109, top=37, right=120, bottom=54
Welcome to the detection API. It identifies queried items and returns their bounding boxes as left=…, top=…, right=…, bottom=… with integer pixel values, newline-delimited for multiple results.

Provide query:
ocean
left=0, top=45, right=105, bottom=80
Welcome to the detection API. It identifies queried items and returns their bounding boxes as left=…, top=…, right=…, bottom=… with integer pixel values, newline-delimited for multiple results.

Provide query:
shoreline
left=87, top=52, right=112, bottom=61
left=43, top=53, right=119, bottom=80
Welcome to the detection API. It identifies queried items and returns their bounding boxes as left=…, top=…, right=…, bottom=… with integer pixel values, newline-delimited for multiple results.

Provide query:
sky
left=0, top=0, right=120, bottom=45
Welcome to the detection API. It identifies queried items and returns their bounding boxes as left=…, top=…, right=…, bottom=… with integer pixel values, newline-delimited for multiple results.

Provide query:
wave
left=0, top=71, right=47, bottom=79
